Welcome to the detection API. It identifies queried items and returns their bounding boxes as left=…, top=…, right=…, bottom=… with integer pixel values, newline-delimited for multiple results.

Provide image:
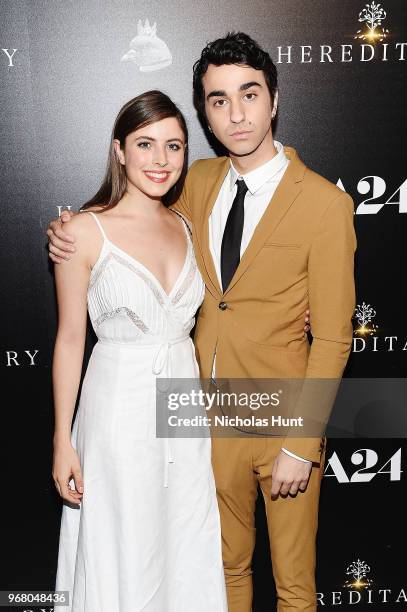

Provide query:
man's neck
left=229, top=130, right=278, bottom=175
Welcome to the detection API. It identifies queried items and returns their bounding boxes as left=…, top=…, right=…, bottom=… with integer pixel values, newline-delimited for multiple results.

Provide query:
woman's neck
left=115, top=188, right=163, bottom=218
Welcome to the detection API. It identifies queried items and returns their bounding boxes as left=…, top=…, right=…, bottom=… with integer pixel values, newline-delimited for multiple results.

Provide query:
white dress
left=55, top=210, right=227, bottom=612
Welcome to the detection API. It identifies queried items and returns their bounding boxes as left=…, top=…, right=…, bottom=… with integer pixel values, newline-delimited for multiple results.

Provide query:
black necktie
left=221, top=178, right=248, bottom=292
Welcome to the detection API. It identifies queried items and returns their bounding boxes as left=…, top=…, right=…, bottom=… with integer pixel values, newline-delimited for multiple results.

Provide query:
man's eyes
left=213, top=93, right=257, bottom=107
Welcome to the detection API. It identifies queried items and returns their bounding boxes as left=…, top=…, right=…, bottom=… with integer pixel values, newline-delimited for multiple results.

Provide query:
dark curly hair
left=192, top=32, right=278, bottom=119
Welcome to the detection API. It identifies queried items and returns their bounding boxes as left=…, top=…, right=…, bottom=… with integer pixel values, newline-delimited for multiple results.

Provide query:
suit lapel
left=195, top=157, right=229, bottom=296
left=223, top=147, right=305, bottom=295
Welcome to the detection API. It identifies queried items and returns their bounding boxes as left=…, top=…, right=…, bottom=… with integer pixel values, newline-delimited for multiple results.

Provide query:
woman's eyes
left=137, top=142, right=181, bottom=151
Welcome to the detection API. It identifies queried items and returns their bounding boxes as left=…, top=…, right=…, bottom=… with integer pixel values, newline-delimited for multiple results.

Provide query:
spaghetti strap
left=86, top=211, right=108, bottom=241
left=171, top=209, right=192, bottom=238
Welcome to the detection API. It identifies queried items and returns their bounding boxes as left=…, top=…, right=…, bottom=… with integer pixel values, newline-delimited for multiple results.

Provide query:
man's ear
left=113, top=139, right=125, bottom=165
left=272, top=90, right=279, bottom=119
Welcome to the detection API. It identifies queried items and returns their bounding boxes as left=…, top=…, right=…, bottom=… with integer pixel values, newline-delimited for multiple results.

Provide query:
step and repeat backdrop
left=1, top=0, right=406, bottom=609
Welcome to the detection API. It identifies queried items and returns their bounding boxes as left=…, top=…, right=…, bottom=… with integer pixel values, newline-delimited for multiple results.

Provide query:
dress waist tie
left=152, top=336, right=190, bottom=488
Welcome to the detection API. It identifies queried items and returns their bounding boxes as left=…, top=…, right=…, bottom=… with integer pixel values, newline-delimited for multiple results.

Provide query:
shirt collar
left=229, top=140, right=288, bottom=194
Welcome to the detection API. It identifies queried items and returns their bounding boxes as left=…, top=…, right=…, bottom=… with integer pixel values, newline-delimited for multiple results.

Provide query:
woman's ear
left=113, top=139, right=125, bottom=165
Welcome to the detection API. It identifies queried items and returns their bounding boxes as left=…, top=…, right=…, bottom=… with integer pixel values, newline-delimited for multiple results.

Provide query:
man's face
left=202, top=63, right=276, bottom=157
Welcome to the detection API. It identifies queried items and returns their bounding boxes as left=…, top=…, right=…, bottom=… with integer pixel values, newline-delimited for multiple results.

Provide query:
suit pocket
left=244, top=336, right=297, bottom=352
left=262, top=242, right=301, bottom=249
left=244, top=336, right=309, bottom=378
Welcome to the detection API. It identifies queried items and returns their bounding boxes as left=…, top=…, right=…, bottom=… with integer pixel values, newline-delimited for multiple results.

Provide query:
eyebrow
left=206, top=81, right=262, bottom=100
left=134, top=136, right=184, bottom=144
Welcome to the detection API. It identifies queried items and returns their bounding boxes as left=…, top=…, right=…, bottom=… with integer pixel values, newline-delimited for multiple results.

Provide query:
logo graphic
left=351, top=302, right=406, bottom=353
left=275, top=0, right=407, bottom=63
left=324, top=448, right=403, bottom=483
left=121, top=19, right=172, bottom=72
left=337, top=176, right=407, bottom=215
left=353, top=302, right=378, bottom=336
left=344, top=559, right=373, bottom=589
left=355, top=2, right=389, bottom=42
left=318, top=556, right=407, bottom=605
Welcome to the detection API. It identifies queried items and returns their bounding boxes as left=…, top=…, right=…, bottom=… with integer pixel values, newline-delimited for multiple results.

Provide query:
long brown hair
left=81, top=90, right=188, bottom=212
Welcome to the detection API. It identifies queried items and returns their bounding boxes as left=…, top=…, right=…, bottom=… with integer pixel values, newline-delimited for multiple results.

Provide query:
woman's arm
left=52, top=215, right=93, bottom=504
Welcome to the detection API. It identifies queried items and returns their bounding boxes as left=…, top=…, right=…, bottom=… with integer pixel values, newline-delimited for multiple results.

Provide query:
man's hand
left=270, top=450, right=312, bottom=498
left=304, top=308, right=310, bottom=334
left=47, top=209, right=78, bottom=263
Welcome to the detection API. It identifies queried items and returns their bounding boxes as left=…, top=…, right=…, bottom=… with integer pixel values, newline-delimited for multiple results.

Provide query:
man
left=47, top=32, right=356, bottom=612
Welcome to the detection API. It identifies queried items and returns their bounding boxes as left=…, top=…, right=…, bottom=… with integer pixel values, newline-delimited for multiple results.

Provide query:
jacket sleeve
left=306, top=191, right=356, bottom=377
left=282, top=191, right=357, bottom=462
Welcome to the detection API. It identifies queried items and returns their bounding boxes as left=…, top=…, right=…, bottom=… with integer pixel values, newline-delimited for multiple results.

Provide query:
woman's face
left=114, top=117, right=186, bottom=200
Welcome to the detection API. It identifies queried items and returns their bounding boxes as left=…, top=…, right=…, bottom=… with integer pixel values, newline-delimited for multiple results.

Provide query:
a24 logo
left=337, top=176, right=407, bottom=214
left=324, top=448, right=402, bottom=482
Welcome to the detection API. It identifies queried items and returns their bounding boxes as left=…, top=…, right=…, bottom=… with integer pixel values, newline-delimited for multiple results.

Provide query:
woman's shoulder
left=63, top=206, right=105, bottom=238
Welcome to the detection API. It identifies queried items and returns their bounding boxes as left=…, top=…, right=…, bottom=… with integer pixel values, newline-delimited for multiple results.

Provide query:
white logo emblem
left=355, top=2, right=389, bottom=42
left=121, top=19, right=172, bottom=72
left=344, top=559, right=373, bottom=589
left=353, top=302, right=378, bottom=336
left=318, top=551, right=407, bottom=604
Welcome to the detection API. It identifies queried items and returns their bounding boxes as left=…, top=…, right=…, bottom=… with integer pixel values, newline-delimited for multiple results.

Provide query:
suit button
left=219, top=301, right=228, bottom=310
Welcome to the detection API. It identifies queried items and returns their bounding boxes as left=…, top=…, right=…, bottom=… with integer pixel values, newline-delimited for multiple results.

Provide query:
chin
left=140, top=180, right=174, bottom=198
left=227, top=141, right=260, bottom=157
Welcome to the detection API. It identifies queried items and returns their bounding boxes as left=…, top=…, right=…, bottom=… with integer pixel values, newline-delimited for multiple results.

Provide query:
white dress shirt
left=208, top=140, right=311, bottom=464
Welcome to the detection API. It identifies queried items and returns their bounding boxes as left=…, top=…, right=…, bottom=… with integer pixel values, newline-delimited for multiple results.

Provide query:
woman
left=52, top=91, right=227, bottom=611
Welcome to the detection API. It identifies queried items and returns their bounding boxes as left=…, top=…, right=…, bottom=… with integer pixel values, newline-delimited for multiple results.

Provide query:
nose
left=229, top=99, right=245, bottom=124
left=153, top=144, right=168, bottom=167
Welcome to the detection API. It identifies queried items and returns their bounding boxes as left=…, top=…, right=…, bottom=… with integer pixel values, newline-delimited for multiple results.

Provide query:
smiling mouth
left=143, top=171, right=171, bottom=183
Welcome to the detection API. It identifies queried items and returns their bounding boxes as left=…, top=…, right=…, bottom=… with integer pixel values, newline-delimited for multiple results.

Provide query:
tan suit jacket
left=172, top=146, right=356, bottom=463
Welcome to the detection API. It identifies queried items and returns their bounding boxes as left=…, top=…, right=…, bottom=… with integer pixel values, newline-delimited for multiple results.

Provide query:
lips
left=143, top=171, right=171, bottom=183
left=230, top=131, right=252, bottom=140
